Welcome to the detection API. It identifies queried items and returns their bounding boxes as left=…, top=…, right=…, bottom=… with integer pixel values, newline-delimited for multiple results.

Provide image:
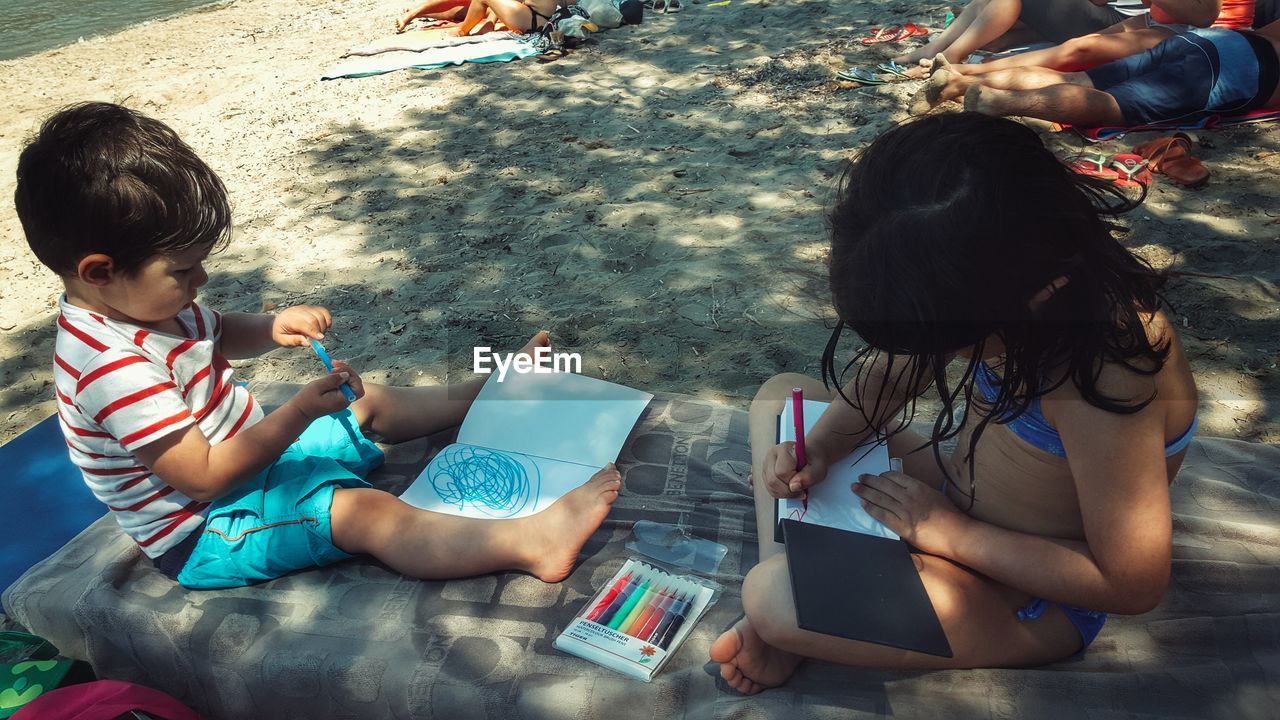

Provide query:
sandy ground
left=1, top=0, right=1277, bottom=446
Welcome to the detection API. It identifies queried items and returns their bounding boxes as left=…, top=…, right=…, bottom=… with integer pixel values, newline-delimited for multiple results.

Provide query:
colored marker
left=634, top=588, right=676, bottom=641
left=586, top=572, right=633, bottom=622
left=595, top=575, right=641, bottom=626
left=656, top=594, right=693, bottom=650
left=792, top=388, right=808, bottom=509
left=608, top=580, right=651, bottom=631
left=624, top=586, right=668, bottom=638
left=646, top=591, right=687, bottom=644
left=308, top=339, right=357, bottom=402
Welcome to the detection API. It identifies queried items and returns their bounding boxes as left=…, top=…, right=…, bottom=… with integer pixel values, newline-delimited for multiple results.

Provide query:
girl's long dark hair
left=822, top=113, right=1168, bottom=507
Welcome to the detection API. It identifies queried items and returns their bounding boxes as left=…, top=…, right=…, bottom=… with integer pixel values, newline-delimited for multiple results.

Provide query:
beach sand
left=1, top=0, right=1277, bottom=445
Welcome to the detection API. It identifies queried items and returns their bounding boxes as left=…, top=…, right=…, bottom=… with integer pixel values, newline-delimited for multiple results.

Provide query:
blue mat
left=0, top=415, right=105, bottom=610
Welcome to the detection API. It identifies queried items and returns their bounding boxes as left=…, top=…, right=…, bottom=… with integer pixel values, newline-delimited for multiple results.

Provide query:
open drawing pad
left=782, top=519, right=953, bottom=657
left=399, top=371, right=652, bottom=519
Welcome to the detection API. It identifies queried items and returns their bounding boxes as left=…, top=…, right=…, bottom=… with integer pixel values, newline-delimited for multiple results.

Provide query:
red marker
left=585, top=572, right=632, bottom=622
left=635, top=589, right=676, bottom=641
left=792, top=388, right=808, bottom=509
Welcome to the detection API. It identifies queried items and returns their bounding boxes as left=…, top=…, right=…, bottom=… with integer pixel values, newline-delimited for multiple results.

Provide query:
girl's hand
left=853, top=470, right=969, bottom=555
left=763, top=442, right=830, bottom=499
left=272, top=305, right=334, bottom=347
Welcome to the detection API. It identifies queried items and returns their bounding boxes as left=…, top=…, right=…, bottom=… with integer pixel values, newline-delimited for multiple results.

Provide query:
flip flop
left=1062, top=152, right=1120, bottom=181
left=904, top=22, right=931, bottom=36
left=1110, top=153, right=1153, bottom=188
left=860, top=24, right=914, bottom=44
left=874, top=60, right=915, bottom=79
left=1132, top=133, right=1209, bottom=188
left=666, top=0, right=683, bottom=13
left=836, top=67, right=888, bottom=85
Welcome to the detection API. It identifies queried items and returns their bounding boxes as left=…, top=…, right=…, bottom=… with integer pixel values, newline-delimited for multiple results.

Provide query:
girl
left=710, top=112, right=1199, bottom=694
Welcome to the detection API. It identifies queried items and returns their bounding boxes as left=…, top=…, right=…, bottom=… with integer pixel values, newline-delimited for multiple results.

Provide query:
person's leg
left=898, top=0, right=1025, bottom=66
left=963, top=76, right=1126, bottom=126
left=346, top=331, right=548, bottom=442
left=330, top=463, right=621, bottom=582
left=955, top=24, right=1172, bottom=75
left=397, top=0, right=469, bottom=31
left=457, top=0, right=538, bottom=34
left=710, top=551, right=1084, bottom=694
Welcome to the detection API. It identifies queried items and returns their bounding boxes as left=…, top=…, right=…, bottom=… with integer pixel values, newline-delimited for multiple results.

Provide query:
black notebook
left=782, top=519, right=953, bottom=657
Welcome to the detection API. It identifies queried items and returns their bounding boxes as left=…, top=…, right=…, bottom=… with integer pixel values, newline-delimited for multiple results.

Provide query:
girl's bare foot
left=709, top=617, right=803, bottom=695
left=523, top=464, right=622, bottom=582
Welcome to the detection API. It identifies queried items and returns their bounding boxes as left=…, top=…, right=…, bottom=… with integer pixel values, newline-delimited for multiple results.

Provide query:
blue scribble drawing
left=427, top=446, right=540, bottom=518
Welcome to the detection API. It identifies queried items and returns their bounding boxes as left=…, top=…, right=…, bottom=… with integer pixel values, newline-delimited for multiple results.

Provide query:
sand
left=1, top=0, right=1277, bottom=446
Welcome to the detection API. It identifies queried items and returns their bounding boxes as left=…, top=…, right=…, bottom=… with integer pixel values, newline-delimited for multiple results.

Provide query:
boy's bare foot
left=710, top=617, right=803, bottom=695
left=524, top=464, right=621, bottom=582
left=909, top=68, right=970, bottom=115
left=516, top=330, right=551, bottom=360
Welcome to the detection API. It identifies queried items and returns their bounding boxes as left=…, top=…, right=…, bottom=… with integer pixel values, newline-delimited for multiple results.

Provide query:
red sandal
left=1111, top=153, right=1153, bottom=188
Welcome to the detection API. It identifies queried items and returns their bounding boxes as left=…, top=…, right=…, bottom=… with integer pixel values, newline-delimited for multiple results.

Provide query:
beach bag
left=11, top=680, right=204, bottom=720
left=0, top=631, right=74, bottom=719
left=579, top=0, right=625, bottom=27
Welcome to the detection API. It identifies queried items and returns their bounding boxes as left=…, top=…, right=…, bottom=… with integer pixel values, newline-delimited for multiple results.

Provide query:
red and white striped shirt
left=53, top=296, right=263, bottom=557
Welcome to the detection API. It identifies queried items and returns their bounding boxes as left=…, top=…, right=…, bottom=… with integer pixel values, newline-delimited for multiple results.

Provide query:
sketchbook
left=773, top=397, right=898, bottom=544
left=399, top=371, right=652, bottom=519
left=775, top=398, right=952, bottom=657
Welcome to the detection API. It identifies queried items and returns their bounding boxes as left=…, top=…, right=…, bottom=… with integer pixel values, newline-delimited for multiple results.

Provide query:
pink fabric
left=12, top=680, right=204, bottom=720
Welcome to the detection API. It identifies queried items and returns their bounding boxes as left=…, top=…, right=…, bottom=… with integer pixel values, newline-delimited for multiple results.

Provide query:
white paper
left=459, top=371, right=653, bottom=469
left=398, top=443, right=597, bottom=519
left=777, top=398, right=899, bottom=541
left=400, top=372, right=653, bottom=519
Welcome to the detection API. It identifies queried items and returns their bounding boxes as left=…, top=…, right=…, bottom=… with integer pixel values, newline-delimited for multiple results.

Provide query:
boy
left=15, top=101, right=620, bottom=589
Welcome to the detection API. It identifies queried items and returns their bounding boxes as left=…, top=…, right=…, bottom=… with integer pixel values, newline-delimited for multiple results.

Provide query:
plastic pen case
left=553, top=558, right=717, bottom=682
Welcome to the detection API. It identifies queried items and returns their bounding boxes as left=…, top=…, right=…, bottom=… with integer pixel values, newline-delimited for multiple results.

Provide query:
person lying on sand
left=893, top=0, right=1223, bottom=78
left=912, top=18, right=1280, bottom=127
left=711, top=112, right=1199, bottom=694
left=942, top=0, right=1254, bottom=77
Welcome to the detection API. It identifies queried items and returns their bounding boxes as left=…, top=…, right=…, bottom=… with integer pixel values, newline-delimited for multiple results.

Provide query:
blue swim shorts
left=1085, top=28, right=1268, bottom=126
left=176, top=410, right=384, bottom=589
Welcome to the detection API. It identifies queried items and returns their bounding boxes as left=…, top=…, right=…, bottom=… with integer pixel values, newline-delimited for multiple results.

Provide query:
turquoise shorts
left=176, top=410, right=384, bottom=590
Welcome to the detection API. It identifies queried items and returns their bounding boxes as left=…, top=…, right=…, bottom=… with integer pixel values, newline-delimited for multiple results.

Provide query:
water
left=0, top=0, right=226, bottom=61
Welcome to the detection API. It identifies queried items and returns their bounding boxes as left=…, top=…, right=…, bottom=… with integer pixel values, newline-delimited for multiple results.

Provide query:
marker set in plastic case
left=553, top=558, right=716, bottom=682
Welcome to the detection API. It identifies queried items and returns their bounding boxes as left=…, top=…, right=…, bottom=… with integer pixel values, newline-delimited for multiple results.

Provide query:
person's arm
left=219, top=305, right=334, bottom=360
left=1150, top=0, right=1222, bottom=27
left=133, top=368, right=361, bottom=502
left=764, top=351, right=949, bottom=498
left=856, top=377, right=1173, bottom=613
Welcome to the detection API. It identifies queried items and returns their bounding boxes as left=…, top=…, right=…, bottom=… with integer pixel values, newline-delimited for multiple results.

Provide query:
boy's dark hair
left=14, top=101, right=231, bottom=277
left=822, top=112, right=1167, bottom=508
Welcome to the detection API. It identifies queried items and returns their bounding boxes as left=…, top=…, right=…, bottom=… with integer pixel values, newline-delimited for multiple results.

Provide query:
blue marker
left=308, top=339, right=357, bottom=402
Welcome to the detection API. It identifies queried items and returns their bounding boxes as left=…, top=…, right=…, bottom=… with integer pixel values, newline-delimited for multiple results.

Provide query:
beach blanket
left=1055, top=106, right=1280, bottom=141
left=342, top=26, right=519, bottom=57
left=322, top=33, right=537, bottom=80
left=4, top=388, right=1279, bottom=719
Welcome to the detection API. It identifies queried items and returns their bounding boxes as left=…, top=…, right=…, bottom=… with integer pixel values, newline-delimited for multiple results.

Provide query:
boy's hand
left=287, top=364, right=364, bottom=420
left=763, top=442, right=830, bottom=499
left=272, top=305, right=334, bottom=347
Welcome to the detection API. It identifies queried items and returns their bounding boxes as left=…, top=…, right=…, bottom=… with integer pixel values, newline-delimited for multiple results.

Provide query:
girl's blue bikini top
left=974, top=362, right=1198, bottom=458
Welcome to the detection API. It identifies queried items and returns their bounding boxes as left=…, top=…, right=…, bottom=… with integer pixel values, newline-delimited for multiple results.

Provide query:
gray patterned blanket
left=4, top=392, right=1278, bottom=719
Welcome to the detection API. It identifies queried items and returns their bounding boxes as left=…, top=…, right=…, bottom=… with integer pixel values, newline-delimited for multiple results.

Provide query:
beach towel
left=342, top=27, right=519, bottom=58
left=322, top=34, right=538, bottom=80
left=4, top=386, right=1277, bottom=719
left=0, top=414, right=104, bottom=610
left=1055, top=106, right=1280, bottom=140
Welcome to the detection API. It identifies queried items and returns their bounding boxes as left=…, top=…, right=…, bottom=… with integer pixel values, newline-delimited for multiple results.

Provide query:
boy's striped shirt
left=53, top=296, right=263, bottom=557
